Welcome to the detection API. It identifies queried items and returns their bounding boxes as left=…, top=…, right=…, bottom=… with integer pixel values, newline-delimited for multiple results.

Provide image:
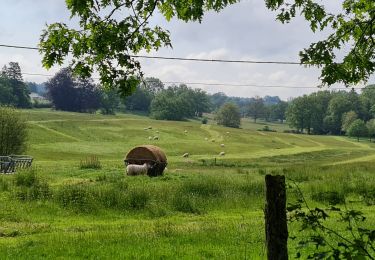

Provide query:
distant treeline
left=286, top=88, right=375, bottom=139
left=1, top=62, right=374, bottom=137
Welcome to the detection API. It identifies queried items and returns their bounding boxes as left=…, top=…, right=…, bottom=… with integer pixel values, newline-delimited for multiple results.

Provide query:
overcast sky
left=0, top=0, right=373, bottom=99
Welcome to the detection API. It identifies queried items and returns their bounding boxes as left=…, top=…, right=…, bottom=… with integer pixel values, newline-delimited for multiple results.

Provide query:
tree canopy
left=0, top=62, right=31, bottom=108
left=0, top=107, right=28, bottom=156
left=40, top=0, right=375, bottom=95
left=46, top=68, right=101, bottom=113
left=215, top=103, right=241, bottom=128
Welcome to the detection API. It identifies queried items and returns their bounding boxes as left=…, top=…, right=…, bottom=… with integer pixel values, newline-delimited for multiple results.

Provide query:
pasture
left=0, top=109, right=374, bottom=259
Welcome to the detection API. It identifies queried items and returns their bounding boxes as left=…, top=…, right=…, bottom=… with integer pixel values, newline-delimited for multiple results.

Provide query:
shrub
left=258, top=125, right=276, bottom=132
left=201, top=117, right=208, bottom=124
left=0, top=107, right=28, bottom=156
left=79, top=156, right=102, bottom=169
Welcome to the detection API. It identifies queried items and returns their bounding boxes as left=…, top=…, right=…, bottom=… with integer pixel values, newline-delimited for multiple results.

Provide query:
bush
left=201, top=117, right=208, bottom=124
left=0, top=107, right=28, bottom=155
left=258, top=125, right=276, bottom=132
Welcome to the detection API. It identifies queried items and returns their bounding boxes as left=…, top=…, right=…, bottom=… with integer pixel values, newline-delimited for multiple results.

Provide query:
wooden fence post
left=265, top=175, right=288, bottom=260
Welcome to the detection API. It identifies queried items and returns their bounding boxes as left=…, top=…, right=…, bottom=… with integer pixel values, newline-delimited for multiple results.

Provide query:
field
left=0, top=109, right=374, bottom=259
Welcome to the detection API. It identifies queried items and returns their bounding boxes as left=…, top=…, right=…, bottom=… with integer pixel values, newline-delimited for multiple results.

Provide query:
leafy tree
left=100, top=89, right=120, bottom=115
left=360, top=84, right=375, bottom=120
left=263, top=96, right=281, bottom=106
left=150, top=85, right=195, bottom=120
left=46, top=68, right=101, bottom=113
left=124, top=86, right=153, bottom=112
left=191, top=88, right=211, bottom=117
left=263, top=105, right=272, bottom=122
left=341, top=111, right=358, bottom=133
left=0, top=77, right=14, bottom=105
left=270, top=101, right=288, bottom=123
left=247, top=97, right=265, bottom=123
left=210, top=92, right=228, bottom=111
left=366, top=119, right=375, bottom=142
left=142, top=77, right=164, bottom=94
left=286, top=95, right=312, bottom=133
left=0, top=107, right=28, bottom=156
left=308, top=91, right=332, bottom=134
left=0, top=62, right=31, bottom=108
left=40, top=0, right=374, bottom=95
left=215, top=103, right=241, bottom=128
left=347, top=119, right=368, bottom=141
left=324, top=93, right=352, bottom=135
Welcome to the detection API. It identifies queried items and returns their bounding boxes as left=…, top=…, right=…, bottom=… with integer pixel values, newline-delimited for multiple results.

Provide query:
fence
left=0, top=155, right=33, bottom=174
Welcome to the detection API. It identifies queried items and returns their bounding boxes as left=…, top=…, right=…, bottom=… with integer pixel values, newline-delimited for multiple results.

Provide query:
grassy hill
left=0, top=109, right=374, bottom=259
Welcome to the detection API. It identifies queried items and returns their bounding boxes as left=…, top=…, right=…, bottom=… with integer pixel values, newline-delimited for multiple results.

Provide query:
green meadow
left=0, top=109, right=374, bottom=259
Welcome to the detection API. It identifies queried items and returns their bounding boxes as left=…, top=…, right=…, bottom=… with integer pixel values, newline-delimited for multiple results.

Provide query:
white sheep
left=226, top=131, right=230, bottom=134
left=144, top=128, right=148, bottom=130
left=148, top=136, right=152, bottom=140
left=219, top=151, right=225, bottom=156
left=182, top=153, right=189, bottom=158
left=148, top=126, right=152, bottom=130
left=126, top=163, right=150, bottom=176
left=156, top=130, right=159, bottom=134
left=220, top=144, right=225, bottom=147
left=184, top=130, right=188, bottom=133
left=153, top=136, right=159, bottom=140
left=205, top=137, right=208, bottom=141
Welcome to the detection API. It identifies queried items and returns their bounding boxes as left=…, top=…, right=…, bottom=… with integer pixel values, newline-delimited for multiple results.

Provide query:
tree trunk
left=265, top=175, right=288, bottom=260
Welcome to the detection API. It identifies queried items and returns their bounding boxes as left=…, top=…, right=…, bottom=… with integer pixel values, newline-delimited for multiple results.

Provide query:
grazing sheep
left=144, top=128, right=148, bottom=130
left=184, top=130, right=188, bottom=133
left=156, top=130, right=159, bottom=134
left=219, top=151, right=225, bottom=156
left=126, top=163, right=150, bottom=176
left=182, top=153, right=189, bottom=158
left=148, top=136, right=152, bottom=140
left=153, top=136, right=159, bottom=140
left=226, top=131, right=230, bottom=134
left=220, top=144, right=225, bottom=147
left=148, top=126, right=152, bottom=130
left=205, top=137, right=208, bottom=141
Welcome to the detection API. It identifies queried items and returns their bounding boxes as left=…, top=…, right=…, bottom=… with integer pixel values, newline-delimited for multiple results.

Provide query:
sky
left=0, top=0, right=373, bottom=100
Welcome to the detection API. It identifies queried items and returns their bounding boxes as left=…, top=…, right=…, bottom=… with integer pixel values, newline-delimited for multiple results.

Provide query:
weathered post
left=265, top=175, right=288, bottom=260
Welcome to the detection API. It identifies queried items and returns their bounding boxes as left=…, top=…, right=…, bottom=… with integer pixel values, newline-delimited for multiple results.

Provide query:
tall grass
left=79, top=156, right=102, bottom=169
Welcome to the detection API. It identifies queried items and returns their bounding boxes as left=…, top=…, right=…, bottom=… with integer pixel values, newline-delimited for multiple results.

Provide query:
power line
left=21, top=72, right=355, bottom=90
left=0, top=43, right=301, bottom=65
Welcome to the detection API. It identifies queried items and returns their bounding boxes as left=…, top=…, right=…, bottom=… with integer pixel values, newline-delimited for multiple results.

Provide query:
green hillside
left=0, top=109, right=374, bottom=259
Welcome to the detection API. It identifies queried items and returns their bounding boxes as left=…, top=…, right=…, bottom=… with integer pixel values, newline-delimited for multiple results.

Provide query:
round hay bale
left=124, top=145, right=167, bottom=177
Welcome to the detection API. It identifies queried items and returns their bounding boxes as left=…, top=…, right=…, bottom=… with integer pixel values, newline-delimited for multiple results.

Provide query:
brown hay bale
left=124, top=145, right=167, bottom=177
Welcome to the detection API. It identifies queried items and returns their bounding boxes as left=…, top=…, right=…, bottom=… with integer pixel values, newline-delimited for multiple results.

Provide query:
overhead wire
left=21, top=72, right=354, bottom=90
left=1, top=43, right=358, bottom=90
left=0, top=43, right=301, bottom=65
